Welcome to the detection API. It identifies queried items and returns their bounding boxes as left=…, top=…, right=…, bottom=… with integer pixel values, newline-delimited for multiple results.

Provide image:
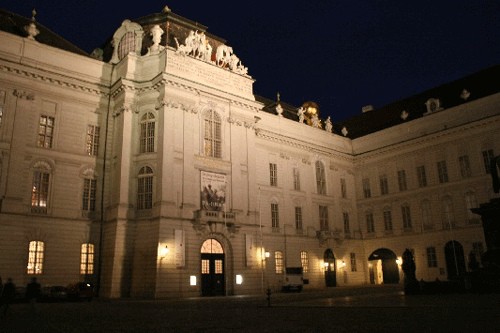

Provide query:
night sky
left=3, top=1, right=500, bottom=122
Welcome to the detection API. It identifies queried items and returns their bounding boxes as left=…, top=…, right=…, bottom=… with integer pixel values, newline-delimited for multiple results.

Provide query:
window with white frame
left=0, top=90, right=5, bottom=127
left=340, top=178, right=347, bottom=198
left=82, top=178, right=97, bottom=211
left=417, top=165, right=427, bottom=187
left=442, top=196, right=456, bottom=228
left=402, top=205, right=412, bottom=229
left=315, top=161, right=326, bottom=195
left=140, top=113, right=155, bottom=154
left=397, top=170, right=407, bottom=191
left=362, top=178, right=371, bottom=198
left=426, top=247, right=437, bottom=268
left=482, top=149, right=495, bottom=174
left=137, top=166, right=153, bottom=210
left=293, top=168, right=300, bottom=190
left=204, top=110, right=221, bottom=158
left=27, top=240, right=44, bottom=274
left=80, top=243, right=95, bottom=274
left=319, top=205, right=329, bottom=231
left=271, top=203, right=279, bottom=228
left=343, top=212, right=350, bottom=236
left=300, top=251, right=308, bottom=273
left=465, top=192, right=480, bottom=223
left=459, top=155, right=472, bottom=179
left=421, top=200, right=433, bottom=231
left=437, top=160, right=449, bottom=183
left=118, top=31, right=136, bottom=60
left=350, top=253, right=357, bottom=272
left=31, top=166, right=50, bottom=209
left=380, top=175, right=389, bottom=195
left=366, top=212, right=375, bottom=233
left=86, top=125, right=100, bottom=156
left=269, top=163, right=277, bottom=186
left=295, top=206, right=302, bottom=230
left=275, top=251, right=283, bottom=274
left=37, top=115, right=55, bottom=148
left=383, top=209, right=393, bottom=231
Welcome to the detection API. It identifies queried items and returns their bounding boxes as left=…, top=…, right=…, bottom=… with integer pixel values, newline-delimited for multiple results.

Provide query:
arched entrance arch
left=324, top=249, right=336, bottom=287
left=201, top=238, right=225, bottom=296
left=368, top=248, right=400, bottom=284
left=445, top=241, right=466, bottom=280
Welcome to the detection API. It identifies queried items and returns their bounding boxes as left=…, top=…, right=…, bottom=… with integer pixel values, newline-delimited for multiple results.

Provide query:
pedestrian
left=2, top=278, right=15, bottom=316
left=26, top=277, right=41, bottom=313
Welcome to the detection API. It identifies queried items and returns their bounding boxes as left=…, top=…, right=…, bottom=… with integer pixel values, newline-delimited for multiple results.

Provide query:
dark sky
left=3, top=1, right=500, bottom=122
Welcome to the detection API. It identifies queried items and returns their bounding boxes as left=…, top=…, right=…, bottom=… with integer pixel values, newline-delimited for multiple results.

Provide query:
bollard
left=266, top=287, right=271, bottom=307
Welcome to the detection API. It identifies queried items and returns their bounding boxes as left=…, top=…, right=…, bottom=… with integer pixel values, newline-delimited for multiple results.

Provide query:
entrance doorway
left=324, top=249, right=336, bottom=287
left=201, top=239, right=225, bottom=296
left=368, top=248, right=400, bottom=284
left=445, top=241, right=466, bottom=280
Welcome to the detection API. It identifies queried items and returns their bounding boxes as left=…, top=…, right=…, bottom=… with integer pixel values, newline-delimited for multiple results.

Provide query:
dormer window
left=118, top=32, right=136, bottom=60
left=424, top=98, right=443, bottom=114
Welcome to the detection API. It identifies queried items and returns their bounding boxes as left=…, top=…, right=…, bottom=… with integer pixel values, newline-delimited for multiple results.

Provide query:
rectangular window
left=421, top=201, right=433, bottom=231
left=362, top=178, right=371, bottom=198
left=82, top=179, right=97, bottom=211
left=37, top=115, right=55, bottom=148
left=343, top=212, right=350, bottom=237
left=270, top=163, right=277, bottom=186
left=472, top=242, right=484, bottom=263
left=202, top=259, right=210, bottom=274
left=0, top=90, right=5, bottom=127
left=459, top=155, right=472, bottom=179
left=86, top=125, right=100, bottom=156
left=341, top=178, right=347, bottom=198
left=426, top=247, right=437, bottom=268
left=383, top=210, right=393, bottom=231
left=402, top=205, right=412, bottom=230
left=80, top=243, right=94, bottom=274
left=437, top=160, right=449, bottom=183
left=380, top=175, right=389, bottom=195
left=295, top=206, right=302, bottom=230
left=417, top=165, right=427, bottom=188
left=465, top=193, right=480, bottom=223
left=293, top=168, right=300, bottom=190
left=316, top=162, right=326, bottom=195
left=350, top=253, right=357, bottom=272
left=31, top=171, right=50, bottom=207
left=275, top=251, right=283, bottom=274
left=271, top=203, right=279, bottom=228
left=27, top=241, right=44, bottom=274
left=482, top=150, right=495, bottom=174
left=215, top=260, right=223, bottom=274
left=300, top=251, right=308, bottom=273
left=366, top=212, right=375, bottom=233
left=137, top=175, right=153, bottom=210
left=397, top=170, right=407, bottom=191
left=319, top=205, right=329, bottom=231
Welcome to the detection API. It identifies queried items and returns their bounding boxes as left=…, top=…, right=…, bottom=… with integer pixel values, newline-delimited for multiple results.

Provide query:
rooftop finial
left=162, top=6, right=171, bottom=13
left=31, top=8, right=37, bottom=22
left=277, top=92, right=280, bottom=102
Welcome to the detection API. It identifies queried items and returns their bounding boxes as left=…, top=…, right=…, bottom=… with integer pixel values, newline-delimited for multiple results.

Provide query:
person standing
left=2, top=278, right=15, bottom=316
left=26, top=277, right=41, bottom=313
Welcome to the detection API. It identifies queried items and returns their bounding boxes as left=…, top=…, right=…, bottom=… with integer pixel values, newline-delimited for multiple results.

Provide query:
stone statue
left=311, top=114, right=320, bottom=128
left=147, top=25, right=165, bottom=55
left=276, top=104, right=283, bottom=117
left=297, top=107, right=305, bottom=124
left=341, top=126, right=348, bottom=137
left=325, top=116, right=332, bottom=133
left=216, top=45, right=233, bottom=67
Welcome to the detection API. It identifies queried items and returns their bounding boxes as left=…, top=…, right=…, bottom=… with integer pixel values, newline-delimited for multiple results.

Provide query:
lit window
left=340, top=178, right=347, bottom=198
left=80, top=243, right=94, bottom=274
left=271, top=203, right=279, bottom=228
left=319, top=205, right=329, bottom=231
left=379, top=175, right=389, bottom=195
left=32, top=171, right=50, bottom=208
left=0, top=90, right=5, bottom=127
left=300, top=251, right=308, bottom=273
left=118, top=32, right=136, bottom=60
left=350, top=253, right=357, bottom=272
left=86, top=125, right=100, bottom=156
left=201, top=239, right=224, bottom=254
left=482, top=150, right=495, bottom=174
left=397, top=170, right=407, bottom=191
left=362, top=178, right=371, bottom=198
left=402, top=205, right=412, bottom=230
left=383, top=209, right=393, bottom=231
left=202, top=259, right=210, bottom=274
left=82, top=178, right=97, bottom=211
left=426, top=247, right=437, bottom=268
left=37, top=115, right=55, bottom=148
left=459, top=155, right=472, bottom=179
left=437, top=161, right=449, bottom=183
left=275, top=251, right=283, bottom=274
left=343, top=212, right=350, bottom=237
left=315, top=161, right=326, bottom=195
left=215, top=260, right=223, bottom=274
left=140, top=113, right=155, bottom=153
left=269, top=163, right=277, bottom=186
left=293, top=168, right=300, bottom=190
left=366, top=212, right=375, bottom=233
left=295, top=206, right=302, bottom=230
left=204, top=110, right=221, bottom=158
left=421, top=200, right=433, bottom=231
left=417, top=165, right=427, bottom=188
left=27, top=241, right=44, bottom=274
left=137, top=166, right=153, bottom=210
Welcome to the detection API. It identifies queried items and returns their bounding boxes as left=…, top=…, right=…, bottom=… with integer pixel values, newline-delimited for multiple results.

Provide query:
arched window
left=315, top=161, right=326, bottom=195
left=204, top=110, right=221, bottom=158
left=27, top=240, right=44, bottom=274
left=137, top=166, right=153, bottom=210
left=140, top=113, right=155, bottom=153
left=275, top=251, right=283, bottom=274
left=81, top=243, right=95, bottom=274
left=118, top=32, right=136, bottom=60
left=300, top=251, right=308, bottom=273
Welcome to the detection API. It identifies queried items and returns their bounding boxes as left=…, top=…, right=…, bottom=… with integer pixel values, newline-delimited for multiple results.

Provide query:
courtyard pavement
left=1, top=285, right=499, bottom=332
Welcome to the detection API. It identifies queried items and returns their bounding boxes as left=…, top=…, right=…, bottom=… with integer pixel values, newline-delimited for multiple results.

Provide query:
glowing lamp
left=190, top=276, right=197, bottom=286
left=236, top=275, right=243, bottom=285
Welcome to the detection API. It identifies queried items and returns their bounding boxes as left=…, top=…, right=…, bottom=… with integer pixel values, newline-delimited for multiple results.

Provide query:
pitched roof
left=0, top=9, right=89, bottom=57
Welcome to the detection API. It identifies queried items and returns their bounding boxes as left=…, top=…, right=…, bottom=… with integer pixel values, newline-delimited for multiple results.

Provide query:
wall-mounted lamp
left=396, top=257, right=402, bottom=266
left=265, top=251, right=270, bottom=258
left=190, top=276, right=197, bottom=286
left=342, top=261, right=346, bottom=268
left=236, top=275, right=243, bottom=285
left=160, top=245, right=169, bottom=258
left=324, top=262, right=329, bottom=268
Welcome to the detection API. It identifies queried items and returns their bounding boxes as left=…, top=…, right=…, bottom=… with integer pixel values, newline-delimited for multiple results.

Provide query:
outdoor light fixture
left=265, top=251, right=270, bottom=258
left=236, top=275, right=243, bottom=285
left=342, top=261, right=346, bottom=267
left=190, top=276, right=197, bottom=286
left=160, top=245, right=169, bottom=257
left=396, top=257, right=402, bottom=266
left=324, top=262, right=329, bottom=268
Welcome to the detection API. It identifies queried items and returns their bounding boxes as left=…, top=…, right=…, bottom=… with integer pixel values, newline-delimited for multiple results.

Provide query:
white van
left=281, top=267, right=303, bottom=292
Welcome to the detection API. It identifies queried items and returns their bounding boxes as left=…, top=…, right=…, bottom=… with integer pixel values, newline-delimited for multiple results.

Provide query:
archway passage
left=201, top=239, right=225, bottom=296
left=368, top=248, right=400, bottom=284
left=324, top=249, right=336, bottom=287
left=445, top=241, right=466, bottom=280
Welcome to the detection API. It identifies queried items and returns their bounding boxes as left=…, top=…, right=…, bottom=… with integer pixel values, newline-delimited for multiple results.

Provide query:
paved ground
left=1, top=285, right=499, bottom=332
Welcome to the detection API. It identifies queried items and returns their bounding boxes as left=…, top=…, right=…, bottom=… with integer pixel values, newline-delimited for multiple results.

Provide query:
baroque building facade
left=0, top=8, right=498, bottom=298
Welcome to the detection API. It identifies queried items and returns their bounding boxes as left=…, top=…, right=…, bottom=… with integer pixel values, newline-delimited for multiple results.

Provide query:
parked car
left=281, top=267, right=304, bottom=292
left=41, top=286, right=68, bottom=301
left=67, top=282, right=94, bottom=301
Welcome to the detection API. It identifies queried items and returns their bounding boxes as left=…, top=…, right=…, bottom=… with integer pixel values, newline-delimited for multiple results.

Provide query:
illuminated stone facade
left=0, top=8, right=498, bottom=298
